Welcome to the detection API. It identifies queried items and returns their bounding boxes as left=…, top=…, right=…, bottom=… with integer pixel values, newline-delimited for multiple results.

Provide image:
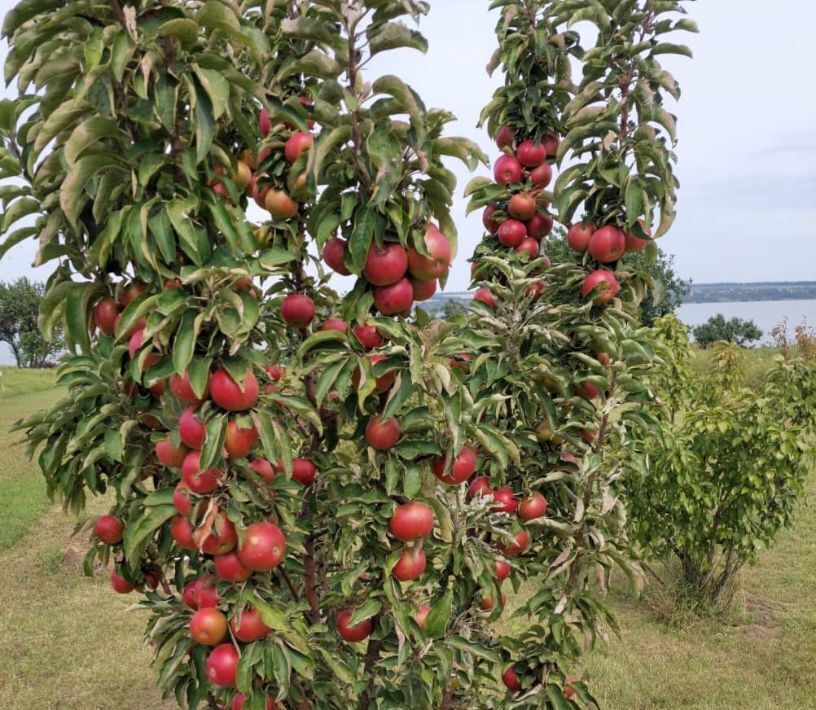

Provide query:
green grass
left=0, top=365, right=57, bottom=399
left=0, top=361, right=813, bottom=708
left=0, top=380, right=62, bottom=550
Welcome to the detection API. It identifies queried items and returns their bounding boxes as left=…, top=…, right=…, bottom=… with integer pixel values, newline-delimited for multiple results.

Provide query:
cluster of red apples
left=320, top=221, right=453, bottom=316
left=213, top=101, right=316, bottom=220
left=566, top=219, right=651, bottom=304
left=475, top=126, right=556, bottom=307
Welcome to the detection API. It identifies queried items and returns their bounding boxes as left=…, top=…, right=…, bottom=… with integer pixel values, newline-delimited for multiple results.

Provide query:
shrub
left=626, top=316, right=816, bottom=602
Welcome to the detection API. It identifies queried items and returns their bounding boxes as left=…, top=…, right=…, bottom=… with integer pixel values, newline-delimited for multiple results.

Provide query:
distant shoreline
left=427, top=282, right=816, bottom=306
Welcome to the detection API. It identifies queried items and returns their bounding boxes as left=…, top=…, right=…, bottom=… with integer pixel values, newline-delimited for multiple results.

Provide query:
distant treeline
left=685, top=282, right=816, bottom=304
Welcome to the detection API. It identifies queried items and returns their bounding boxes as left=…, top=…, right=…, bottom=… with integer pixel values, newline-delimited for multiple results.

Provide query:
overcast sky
left=1, top=0, right=814, bottom=293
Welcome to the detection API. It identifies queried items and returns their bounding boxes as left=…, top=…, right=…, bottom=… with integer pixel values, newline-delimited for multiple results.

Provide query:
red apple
left=155, top=438, right=189, bottom=468
left=210, top=368, right=259, bottom=412
left=364, top=243, right=408, bottom=286
left=574, top=381, right=601, bottom=399
left=494, top=559, right=512, bottom=581
left=502, top=666, right=522, bottom=692
left=206, top=644, right=239, bottom=687
left=529, top=162, right=553, bottom=187
left=94, top=515, right=124, bottom=545
left=353, top=324, right=384, bottom=350
left=498, top=219, right=527, bottom=248
left=284, top=131, right=313, bottom=163
left=190, top=608, right=228, bottom=646
left=588, top=225, right=626, bottom=263
left=181, top=451, right=224, bottom=494
left=110, top=570, right=134, bottom=594
left=515, top=238, right=539, bottom=259
left=171, top=515, right=197, bottom=550
left=411, top=278, right=437, bottom=301
left=495, top=125, right=516, bottom=150
left=93, top=298, right=120, bottom=336
left=230, top=607, right=272, bottom=642
left=492, top=487, right=518, bottom=514
left=501, top=529, right=531, bottom=557
left=265, top=189, right=299, bottom=219
left=214, top=552, right=252, bottom=582
left=224, top=419, right=259, bottom=458
left=407, top=224, right=452, bottom=281
left=373, top=278, right=413, bottom=316
left=414, top=604, right=432, bottom=630
left=389, top=501, right=434, bottom=542
left=336, top=610, right=373, bottom=643
left=494, top=155, right=523, bottom=185
left=432, top=446, right=477, bottom=485
left=468, top=476, right=493, bottom=499
left=292, top=458, right=317, bottom=485
left=259, top=109, right=271, bottom=137
left=517, top=140, right=547, bottom=168
left=508, top=193, right=537, bottom=221
left=265, top=364, right=284, bottom=382
left=519, top=492, right=548, bottom=521
left=248, top=458, right=276, bottom=483
left=183, top=575, right=218, bottom=609
left=365, top=415, right=401, bottom=450
left=120, top=281, right=147, bottom=307
left=173, top=483, right=193, bottom=516
left=169, top=371, right=209, bottom=405
left=473, top=288, right=497, bottom=309
left=393, top=546, right=426, bottom=581
left=526, top=212, right=553, bottom=240
left=543, top=133, right=559, bottom=157
left=281, top=293, right=316, bottom=327
left=321, top=317, right=348, bottom=334
left=567, top=222, right=595, bottom=252
left=179, top=407, right=206, bottom=450
left=581, top=270, right=620, bottom=304
left=200, top=511, right=238, bottom=555
left=526, top=280, right=547, bottom=300
left=483, top=204, right=501, bottom=234
left=237, top=522, right=286, bottom=571
left=323, top=237, right=350, bottom=275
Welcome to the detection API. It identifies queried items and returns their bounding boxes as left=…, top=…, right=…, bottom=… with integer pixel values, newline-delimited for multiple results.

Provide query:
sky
left=1, top=0, right=814, bottom=295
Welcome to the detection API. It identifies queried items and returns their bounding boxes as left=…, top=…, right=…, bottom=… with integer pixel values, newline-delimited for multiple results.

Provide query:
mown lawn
left=0, top=366, right=814, bottom=709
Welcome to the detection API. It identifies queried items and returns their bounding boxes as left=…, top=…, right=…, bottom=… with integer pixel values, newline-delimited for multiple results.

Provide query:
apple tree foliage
left=625, top=316, right=816, bottom=602
left=0, top=1, right=701, bottom=710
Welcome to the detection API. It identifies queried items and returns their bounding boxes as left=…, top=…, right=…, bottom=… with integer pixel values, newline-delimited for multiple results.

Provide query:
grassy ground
left=0, top=370, right=168, bottom=709
left=0, top=365, right=57, bottom=400
left=0, top=367, right=814, bottom=709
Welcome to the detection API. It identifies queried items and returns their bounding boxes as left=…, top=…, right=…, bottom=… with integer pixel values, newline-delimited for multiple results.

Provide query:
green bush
left=626, top=316, right=816, bottom=602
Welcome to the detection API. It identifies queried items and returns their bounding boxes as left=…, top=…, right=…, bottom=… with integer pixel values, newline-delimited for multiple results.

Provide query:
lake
left=1, top=299, right=814, bottom=366
left=676, top=299, right=816, bottom=345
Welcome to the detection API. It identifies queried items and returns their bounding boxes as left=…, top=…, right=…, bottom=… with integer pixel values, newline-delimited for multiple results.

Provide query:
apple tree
left=459, top=0, right=696, bottom=702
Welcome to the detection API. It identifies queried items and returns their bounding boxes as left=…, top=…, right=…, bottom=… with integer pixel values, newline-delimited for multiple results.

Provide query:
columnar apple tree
left=0, top=0, right=694, bottom=708
left=460, top=0, right=695, bottom=703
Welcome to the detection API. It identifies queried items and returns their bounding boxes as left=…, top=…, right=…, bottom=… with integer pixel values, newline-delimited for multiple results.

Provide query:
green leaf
left=60, top=154, right=126, bottom=228
left=368, top=22, right=428, bottom=56
left=123, top=505, right=177, bottom=562
left=173, top=310, right=199, bottom=376
left=193, top=65, right=229, bottom=120
left=422, top=590, right=452, bottom=638
left=348, top=206, right=375, bottom=274
left=349, top=599, right=381, bottom=626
